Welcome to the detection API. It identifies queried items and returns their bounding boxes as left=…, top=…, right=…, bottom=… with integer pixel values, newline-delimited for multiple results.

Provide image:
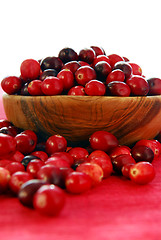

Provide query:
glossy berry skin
left=41, top=77, right=63, bottom=95
left=21, top=155, right=40, bottom=169
left=20, top=59, right=41, bottom=81
left=78, top=61, right=91, bottom=67
left=31, top=151, right=48, bottom=162
left=9, top=151, right=24, bottom=163
left=27, top=80, right=43, bottom=96
left=39, top=69, right=58, bottom=80
left=68, top=86, right=86, bottom=96
left=134, top=139, right=160, bottom=159
left=51, top=152, right=74, bottom=166
left=18, top=179, right=46, bottom=207
left=57, top=69, right=74, bottom=91
left=58, top=47, right=78, bottom=63
left=0, top=167, right=11, bottom=193
left=128, top=62, right=142, bottom=75
left=40, top=56, right=63, bottom=72
left=94, top=61, right=112, bottom=81
left=45, top=135, right=67, bottom=155
left=1, top=76, right=22, bottom=95
left=131, top=145, right=154, bottom=163
left=0, top=133, right=16, bottom=159
left=65, top=171, right=92, bottom=194
left=78, top=48, right=95, bottom=64
left=89, top=131, right=119, bottom=153
left=45, top=157, right=71, bottom=168
left=109, top=145, right=131, bottom=161
left=147, top=78, right=161, bottom=95
left=26, top=159, right=45, bottom=178
left=112, top=154, right=136, bottom=174
left=62, top=61, right=81, bottom=74
left=129, top=162, right=155, bottom=185
left=113, top=61, right=132, bottom=79
left=122, top=163, right=135, bottom=178
left=15, top=133, right=37, bottom=155
left=75, top=66, right=96, bottom=86
left=68, top=147, right=89, bottom=163
left=0, top=119, right=12, bottom=128
left=126, top=75, right=149, bottom=96
left=85, top=80, right=106, bottom=96
left=90, top=46, right=105, bottom=56
left=33, top=184, right=65, bottom=216
left=92, top=55, right=111, bottom=67
left=5, top=162, right=25, bottom=175
left=107, top=81, right=131, bottom=96
left=22, top=130, right=38, bottom=143
left=20, top=83, right=30, bottom=96
left=107, top=54, right=124, bottom=68
left=106, top=69, right=125, bottom=85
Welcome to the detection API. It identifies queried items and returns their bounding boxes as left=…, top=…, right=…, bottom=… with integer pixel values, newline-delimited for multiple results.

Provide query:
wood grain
left=3, top=94, right=161, bottom=146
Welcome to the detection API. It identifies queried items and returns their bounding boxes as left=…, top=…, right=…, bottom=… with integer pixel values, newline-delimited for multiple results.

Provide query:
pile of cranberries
left=0, top=118, right=161, bottom=216
left=1, top=46, right=161, bottom=97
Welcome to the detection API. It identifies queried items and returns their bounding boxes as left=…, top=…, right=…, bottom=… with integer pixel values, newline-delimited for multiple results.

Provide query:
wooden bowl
left=3, top=94, right=161, bottom=146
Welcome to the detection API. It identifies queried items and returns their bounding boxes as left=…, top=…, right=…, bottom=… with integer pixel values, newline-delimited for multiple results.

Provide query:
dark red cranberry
left=20, top=82, right=30, bottom=96
left=45, top=135, right=67, bottom=155
left=0, top=119, right=12, bottom=128
left=41, top=76, right=63, bottom=95
left=62, top=61, right=81, bottom=74
left=112, top=154, right=136, bottom=174
left=126, top=75, right=149, bottom=96
left=131, top=145, right=154, bottom=163
left=15, top=133, right=37, bottom=155
left=94, top=61, right=112, bottom=81
left=75, top=66, right=96, bottom=86
left=1, top=76, right=22, bottom=95
left=57, top=69, right=74, bottom=91
left=90, top=46, right=105, bottom=56
left=85, top=80, right=106, bottom=96
left=107, top=81, right=131, bottom=96
left=107, top=54, right=124, bottom=68
left=106, top=69, right=125, bottom=84
left=78, top=48, right=96, bottom=64
left=134, top=139, right=160, bottom=159
left=20, top=59, right=41, bottom=81
left=113, top=61, right=132, bottom=79
left=21, top=155, right=40, bottom=169
left=39, top=69, right=58, bottom=80
left=109, top=145, right=131, bottom=160
left=92, top=55, right=111, bottom=67
left=0, top=126, right=19, bottom=137
left=40, top=56, right=63, bottom=72
left=68, top=86, right=86, bottom=96
left=58, top=47, right=78, bottom=63
left=147, top=77, right=161, bottom=95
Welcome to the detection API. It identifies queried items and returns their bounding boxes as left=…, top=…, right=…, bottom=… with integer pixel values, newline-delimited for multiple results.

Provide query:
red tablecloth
left=0, top=90, right=161, bottom=240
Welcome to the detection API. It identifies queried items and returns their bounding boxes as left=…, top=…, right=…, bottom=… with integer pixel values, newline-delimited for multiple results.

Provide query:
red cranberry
left=31, top=151, right=48, bottom=162
left=78, top=48, right=96, bottom=64
left=57, top=69, right=74, bottom=91
left=78, top=61, right=91, bottom=67
left=39, top=69, right=58, bottom=80
left=5, top=162, right=25, bottom=175
left=0, top=133, right=16, bottom=159
left=89, top=131, right=119, bottom=153
left=58, top=47, right=78, bottom=63
left=0, top=126, right=20, bottom=137
left=0, top=119, right=12, bottom=128
left=21, top=155, right=39, bottom=169
left=122, top=163, right=135, bottom=178
left=128, top=62, right=142, bottom=75
left=134, top=139, right=160, bottom=159
left=113, top=61, right=132, bottom=79
left=9, top=151, right=24, bottom=163
left=22, top=129, right=38, bottom=143
left=15, top=133, right=36, bottom=155
left=126, top=75, right=149, bottom=96
left=131, top=145, right=154, bottom=163
left=20, top=59, right=41, bottom=81
left=59, top=167, right=74, bottom=188
left=1, top=76, right=22, bottom=95
left=26, top=159, right=45, bottom=178
left=0, top=167, right=11, bottom=193
left=75, top=66, right=96, bottom=86
left=68, top=86, right=86, bottom=96
left=106, top=69, right=125, bottom=84
left=33, top=184, right=65, bottom=216
left=62, top=61, right=81, bottom=74
left=109, top=145, right=131, bottom=161
left=41, top=76, right=63, bottom=95
left=107, top=81, right=131, bottom=96
left=94, top=61, right=112, bottom=81
left=147, top=78, right=161, bottom=95
left=85, top=80, right=106, bottom=96
left=45, top=157, right=71, bottom=168
left=88, top=150, right=111, bottom=161
left=18, top=179, right=46, bottom=207
left=90, top=46, right=105, bottom=56
left=0, top=159, right=12, bottom=168
left=65, top=171, right=92, bottom=194
left=112, top=154, right=136, bottom=174
left=92, top=55, right=110, bottom=67
left=27, top=80, right=44, bottom=96
left=45, top=135, right=67, bottom=155
left=51, top=152, right=74, bottom=166
left=40, top=56, right=63, bottom=72
left=129, top=162, right=155, bottom=185
left=68, top=147, right=89, bottom=163
left=107, top=54, right=124, bottom=68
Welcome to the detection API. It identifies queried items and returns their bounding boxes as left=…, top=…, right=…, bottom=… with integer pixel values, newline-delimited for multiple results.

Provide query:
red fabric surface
left=0, top=92, right=161, bottom=240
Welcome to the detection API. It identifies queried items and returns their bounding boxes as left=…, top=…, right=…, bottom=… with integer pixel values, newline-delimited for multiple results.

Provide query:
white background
left=0, top=0, right=161, bottom=81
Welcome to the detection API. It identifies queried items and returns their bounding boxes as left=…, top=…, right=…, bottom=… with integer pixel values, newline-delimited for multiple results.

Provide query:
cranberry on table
left=78, top=48, right=96, bottom=64
left=126, top=75, right=149, bottom=96
left=68, top=147, right=89, bottom=163
left=40, top=56, right=63, bottom=72
left=107, top=54, right=124, bottom=68
left=5, top=162, right=25, bottom=175
left=0, top=159, right=12, bottom=168
left=129, top=162, right=155, bottom=185
left=45, top=157, right=71, bottom=168
left=0, top=133, right=17, bottom=159
left=85, top=80, right=106, bottom=96
left=51, top=152, right=74, bottom=166
left=106, top=69, right=125, bottom=84
left=22, top=129, right=38, bottom=143
left=107, top=81, right=131, bottom=97
left=39, top=69, right=58, bottom=80
left=15, top=133, right=37, bottom=155
left=9, top=151, right=24, bottom=163
left=65, top=171, right=92, bottom=194
left=31, top=151, right=48, bottom=162
left=20, top=59, right=41, bottom=81
left=75, top=66, right=96, bottom=86
left=68, top=86, right=86, bottom=96
left=109, top=145, right=131, bottom=161
left=88, top=150, right=111, bottom=161
left=41, top=77, right=63, bottom=95
left=122, top=163, right=135, bottom=178
left=58, top=47, right=78, bottom=63
left=45, top=135, right=67, bottom=155
left=147, top=77, right=161, bottom=95
left=131, top=145, right=154, bottom=163
left=21, top=155, right=40, bottom=169
left=1, top=76, right=22, bottom=95
left=112, top=154, right=136, bottom=174
left=113, top=61, right=132, bottom=80
left=33, top=184, right=65, bottom=216
left=0, top=167, right=11, bottom=193
left=27, top=80, right=44, bottom=96
left=57, top=69, right=74, bottom=91
left=26, top=159, right=45, bottom=178
left=62, top=61, right=81, bottom=74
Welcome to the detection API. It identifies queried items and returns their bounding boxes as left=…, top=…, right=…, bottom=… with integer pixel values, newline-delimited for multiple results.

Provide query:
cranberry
left=1, top=76, right=22, bottom=95
left=41, top=76, right=63, bottom=95
left=76, top=162, right=103, bottom=186
left=0, top=167, right=11, bottom=193
left=85, top=80, right=106, bottom=96
left=90, top=46, right=105, bottom=56
left=15, top=133, right=36, bottom=155
left=75, top=66, right=96, bottom=86
left=26, top=159, right=45, bottom=178
left=131, top=145, right=154, bottom=163
left=128, top=62, right=142, bottom=75
left=0, top=126, right=20, bottom=137
left=78, top=48, right=96, bottom=64
left=68, top=147, right=89, bottom=163
left=18, top=179, right=46, bottom=207
left=5, top=162, right=25, bottom=175
left=22, top=129, right=38, bottom=143
left=39, top=69, right=58, bottom=80
left=9, top=151, right=24, bottom=163
left=68, top=86, right=86, bottom=96
left=0, top=159, right=12, bottom=168
left=126, top=75, right=149, bottom=96
left=65, top=171, right=92, bottom=194
left=62, top=61, right=81, bottom=74
left=59, top=167, right=74, bottom=188
left=33, top=184, right=65, bottom=216
left=21, top=155, right=40, bottom=169
left=45, top=157, right=71, bottom=168
left=20, top=59, right=41, bottom=81
left=58, top=47, right=78, bottom=63
left=121, top=163, right=135, bottom=178
left=0, top=133, right=16, bottom=159
left=40, top=56, right=63, bottom=72
left=147, top=77, right=161, bottom=95
left=31, top=151, right=48, bottom=162
left=45, top=135, right=67, bottom=155
left=123, top=56, right=130, bottom=62
left=78, top=61, right=91, bottom=67
left=57, top=69, right=74, bottom=91
left=113, top=61, right=132, bottom=79
left=89, top=131, right=119, bottom=153
left=94, top=61, right=112, bottom=81
left=0, top=119, right=12, bottom=128
left=112, top=154, right=136, bottom=174
left=92, top=55, right=110, bottom=67
left=129, top=162, right=155, bottom=184
left=106, top=69, right=125, bottom=85
left=107, top=81, right=131, bottom=96
left=107, top=54, right=124, bottom=68
left=109, top=145, right=131, bottom=161
left=51, top=152, right=74, bottom=166
left=134, top=139, right=160, bottom=159
left=9, top=171, right=33, bottom=194
left=27, top=80, right=43, bottom=96
left=20, top=82, right=30, bottom=96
